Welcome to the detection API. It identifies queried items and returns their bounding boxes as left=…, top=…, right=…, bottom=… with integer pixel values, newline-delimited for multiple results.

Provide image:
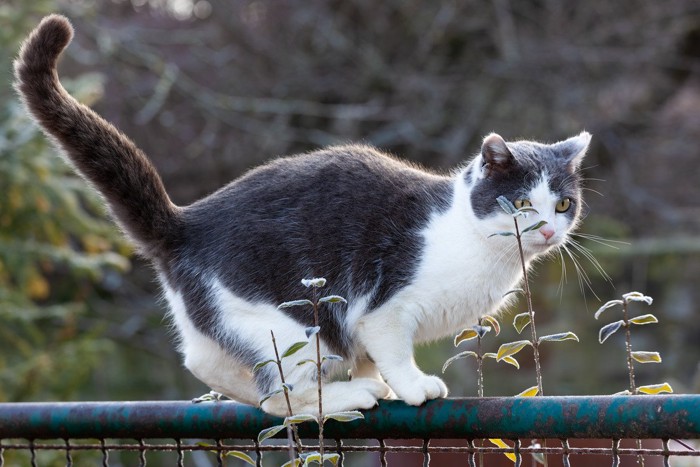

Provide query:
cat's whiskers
left=560, top=243, right=596, bottom=299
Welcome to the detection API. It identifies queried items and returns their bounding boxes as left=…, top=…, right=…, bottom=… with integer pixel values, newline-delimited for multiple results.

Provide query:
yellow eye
left=556, top=198, right=571, bottom=213
left=513, top=199, right=532, bottom=209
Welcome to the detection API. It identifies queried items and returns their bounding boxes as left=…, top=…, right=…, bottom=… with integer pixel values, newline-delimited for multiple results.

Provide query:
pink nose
left=540, top=226, right=555, bottom=241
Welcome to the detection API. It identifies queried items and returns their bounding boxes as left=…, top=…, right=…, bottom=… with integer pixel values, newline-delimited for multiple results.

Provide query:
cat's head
left=467, top=132, right=591, bottom=257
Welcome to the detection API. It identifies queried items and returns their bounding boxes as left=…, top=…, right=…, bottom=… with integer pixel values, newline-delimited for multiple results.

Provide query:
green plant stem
left=270, top=330, right=303, bottom=459
left=312, top=289, right=325, bottom=462
left=513, top=218, right=544, bottom=396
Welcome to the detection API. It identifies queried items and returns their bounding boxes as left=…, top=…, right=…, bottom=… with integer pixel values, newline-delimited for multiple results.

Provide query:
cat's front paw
left=391, top=374, right=448, bottom=406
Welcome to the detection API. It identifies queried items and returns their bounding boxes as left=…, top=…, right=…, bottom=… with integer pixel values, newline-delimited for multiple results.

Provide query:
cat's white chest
left=406, top=177, right=521, bottom=342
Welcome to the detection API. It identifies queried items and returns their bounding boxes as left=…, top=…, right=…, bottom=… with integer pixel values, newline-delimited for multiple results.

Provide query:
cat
left=14, top=15, right=590, bottom=416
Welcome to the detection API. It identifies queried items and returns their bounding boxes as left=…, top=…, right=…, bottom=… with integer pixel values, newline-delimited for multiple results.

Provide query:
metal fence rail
left=1, top=395, right=699, bottom=466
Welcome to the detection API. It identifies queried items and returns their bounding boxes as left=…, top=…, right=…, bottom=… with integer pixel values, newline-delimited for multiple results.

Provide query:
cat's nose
left=539, top=226, right=555, bottom=241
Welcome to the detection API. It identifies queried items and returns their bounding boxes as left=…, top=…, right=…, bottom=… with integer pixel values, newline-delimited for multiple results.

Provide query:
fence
left=1, top=395, right=699, bottom=466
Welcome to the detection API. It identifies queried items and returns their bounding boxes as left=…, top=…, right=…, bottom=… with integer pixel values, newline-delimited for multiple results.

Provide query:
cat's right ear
left=480, top=133, right=514, bottom=176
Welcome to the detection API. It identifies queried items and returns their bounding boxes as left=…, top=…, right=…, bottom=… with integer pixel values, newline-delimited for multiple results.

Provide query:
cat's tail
left=13, top=15, right=182, bottom=258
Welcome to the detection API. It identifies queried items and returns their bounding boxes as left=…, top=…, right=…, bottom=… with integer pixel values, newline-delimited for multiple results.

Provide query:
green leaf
left=513, top=312, right=531, bottom=334
left=278, top=299, right=314, bottom=309
left=502, top=288, right=524, bottom=298
left=496, top=340, right=532, bottom=361
left=500, top=356, right=520, bottom=369
left=516, top=385, right=539, bottom=397
left=474, top=324, right=492, bottom=338
left=489, top=438, right=517, bottom=462
left=613, top=389, right=633, bottom=396
left=442, top=351, right=478, bottom=373
left=594, top=300, right=623, bottom=319
left=296, top=359, right=316, bottom=366
left=319, top=295, right=347, bottom=304
left=521, top=220, right=548, bottom=233
left=638, top=382, right=673, bottom=395
left=302, top=278, right=327, bottom=288
left=483, top=352, right=497, bottom=359
left=259, top=388, right=283, bottom=405
left=622, top=291, right=653, bottom=305
left=488, top=231, right=516, bottom=238
left=630, top=314, right=658, bottom=325
left=282, top=383, right=294, bottom=392
left=281, top=459, right=303, bottom=467
left=324, top=410, right=364, bottom=423
left=305, top=326, right=321, bottom=339
left=281, top=341, right=309, bottom=358
left=323, top=453, right=341, bottom=466
left=513, top=206, right=539, bottom=218
left=322, top=354, right=344, bottom=362
left=497, top=195, right=517, bottom=214
left=599, top=320, right=625, bottom=344
left=224, top=451, right=256, bottom=465
left=253, top=359, right=276, bottom=373
left=285, top=413, right=318, bottom=426
left=453, top=328, right=478, bottom=346
left=302, top=451, right=322, bottom=466
left=538, top=331, right=579, bottom=344
left=481, top=315, right=501, bottom=336
left=631, top=351, right=662, bottom=364
left=257, top=424, right=286, bottom=443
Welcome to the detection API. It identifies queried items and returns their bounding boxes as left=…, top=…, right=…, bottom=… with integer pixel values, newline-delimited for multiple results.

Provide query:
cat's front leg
left=355, top=306, right=448, bottom=406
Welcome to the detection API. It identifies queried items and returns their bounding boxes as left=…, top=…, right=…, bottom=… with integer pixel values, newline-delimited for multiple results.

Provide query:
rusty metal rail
left=0, top=396, right=698, bottom=466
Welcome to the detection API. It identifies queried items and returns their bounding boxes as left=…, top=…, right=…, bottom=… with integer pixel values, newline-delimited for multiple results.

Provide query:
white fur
left=164, top=168, right=575, bottom=415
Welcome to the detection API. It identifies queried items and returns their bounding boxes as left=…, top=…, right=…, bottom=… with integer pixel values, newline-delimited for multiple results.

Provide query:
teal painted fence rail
left=1, top=395, right=699, bottom=440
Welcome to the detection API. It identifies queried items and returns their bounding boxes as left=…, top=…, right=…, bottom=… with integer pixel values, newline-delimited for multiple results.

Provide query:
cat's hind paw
left=392, top=374, right=448, bottom=406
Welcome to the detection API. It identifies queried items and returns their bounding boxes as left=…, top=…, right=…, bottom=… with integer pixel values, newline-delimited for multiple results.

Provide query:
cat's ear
left=553, top=131, right=591, bottom=171
left=480, top=133, right=514, bottom=176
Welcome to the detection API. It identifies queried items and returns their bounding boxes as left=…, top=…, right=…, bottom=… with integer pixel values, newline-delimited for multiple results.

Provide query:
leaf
left=324, top=410, right=364, bottom=423
left=638, top=382, right=674, bottom=395
left=514, top=206, right=539, bottom=217
left=281, top=459, right=303, bottom=467
left=442, top=351, right=478, bottom=373
left=488, top=438, right=517, bottom=462
left=599, top=320, right=625, bottom=344
left=305, top=326, right=321, bottom=339
left=319, top=295, right=347, bottom=304
left=282, top=383, right=294, bottom=392
left=516, top=385, right=539, bottom=397
left=631, top=351, right=662, bottom=364
left=322, top=354, right=344, bottom=362
left=302, top=451, right=322, bottom=466
left=224, top=451, right=256, bottom=465
left=481, top=315, right=501, bottom=336
left=259, top=388, right=283, bottom=405
left=513, top=312, right=531, bottom=334
left=502, top=288, right=524, bottom=298
left=473, top=324, right=492, bottom=338
left=496, top=340, right=532, bottom=361
left=500, top=356, right=520, bottom=369
left=521, top=220, right=548, bottom=234
left=284, top=413, right=318, bottom=426
left=630, top=314, right=659, bottom=325
left=253, top=359, right=276, bottom=373
left=323, top=453, right=341, bottom=466
left=453, top=328, right=478, bottom=346
left=530, top=443, right=546, bottom=465
left=497, top=195, right=517, bottom=214
left=622, top=291, right=653, bottom=305
left=257, top=424, right=286, bottom=443
left=594, top=300, right=623, bottom=319
left=488, top=231, right=516, bottom=238
left=613, top=389, right=633, bottom=395
left=278, top=299, right=314, bottom=309
left=302, top=277, right=327, bottom=288
left=281, top=341, right=309, bottom=358
left=538, top=331, right=579, bottom=344
left=296, top=359, right=316, bottom=366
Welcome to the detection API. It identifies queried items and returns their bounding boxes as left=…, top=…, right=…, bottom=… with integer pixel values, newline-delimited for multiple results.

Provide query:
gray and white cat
left=15, top=15, right=590, bottom=416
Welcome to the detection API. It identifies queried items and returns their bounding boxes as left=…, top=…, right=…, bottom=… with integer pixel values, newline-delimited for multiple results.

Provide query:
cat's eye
left=513, top=199, right=532, bottom=209
left=556, top=198, right=571, bottom=213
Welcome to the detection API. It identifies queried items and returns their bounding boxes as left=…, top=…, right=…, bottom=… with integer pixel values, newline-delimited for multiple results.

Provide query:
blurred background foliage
left=1, top=0, right=699, bottom=407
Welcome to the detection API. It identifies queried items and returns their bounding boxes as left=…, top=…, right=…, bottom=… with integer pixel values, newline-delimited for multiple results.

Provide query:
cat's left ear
left=553, top=131, right=591, bottom=171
